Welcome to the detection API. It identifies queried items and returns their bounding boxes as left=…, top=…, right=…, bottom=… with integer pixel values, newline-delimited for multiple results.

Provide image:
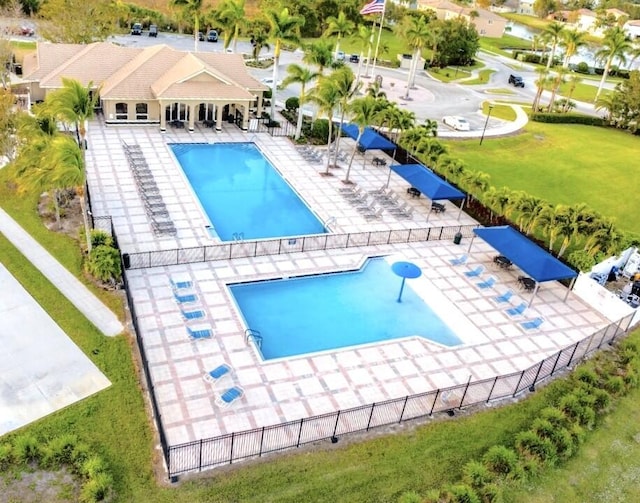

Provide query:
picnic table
left=493, top=255, right=512, bottom=269
left=373, top=157, right=387, bottom=166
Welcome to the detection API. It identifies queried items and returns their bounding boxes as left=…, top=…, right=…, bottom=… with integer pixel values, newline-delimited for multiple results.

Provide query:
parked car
left=508, top=74, right=525, bottom=88
left=335, top=51, right=345, bottom=62
left=131, top=23, right=143, bottom=36
left=207, top=30, right=218, bottom=42
left=443, top=116, right=471, bottom=131
left=198, top=31, right=205, bottom=41
left=349, top=54, right=360, bottom=63
left=149, top=24, right=158, bottom=37
left=20, top=25, right=35, bottom=36
left=260, top=77, right=283, bottom=89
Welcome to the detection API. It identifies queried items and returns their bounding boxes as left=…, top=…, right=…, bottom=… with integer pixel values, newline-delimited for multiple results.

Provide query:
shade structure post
left=466, top=233, right=476, bottom=254
left=457, top=198, right=465, bottom=221
left=397, top=277, right=407, bottom=302
left=385, top=165, right=393, bottom=188
left=563, top=276, right=576, bottom=302
left=528, top=282, right=540, bottom=307
left=426, top=200, right=432, bottom=222
left=392, top=261, right=422, bottom=303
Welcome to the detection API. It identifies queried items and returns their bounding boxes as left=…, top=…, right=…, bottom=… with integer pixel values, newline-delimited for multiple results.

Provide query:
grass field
left=443, top=122, right=640, bottom=235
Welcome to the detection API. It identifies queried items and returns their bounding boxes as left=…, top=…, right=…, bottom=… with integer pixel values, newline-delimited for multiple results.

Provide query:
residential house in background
left=416, top=0, right=507, bottom=37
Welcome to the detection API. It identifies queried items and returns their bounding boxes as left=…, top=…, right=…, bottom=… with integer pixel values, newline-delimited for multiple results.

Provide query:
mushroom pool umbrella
left=391, top=261, right=422, bottom=303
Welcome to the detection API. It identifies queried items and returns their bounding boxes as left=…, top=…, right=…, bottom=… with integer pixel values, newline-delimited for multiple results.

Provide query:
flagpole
left=370, top=3, right=386, bottom=79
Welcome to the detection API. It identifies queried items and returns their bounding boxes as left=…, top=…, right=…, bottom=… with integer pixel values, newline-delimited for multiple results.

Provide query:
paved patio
left=85, top=120, right=611, bottom=448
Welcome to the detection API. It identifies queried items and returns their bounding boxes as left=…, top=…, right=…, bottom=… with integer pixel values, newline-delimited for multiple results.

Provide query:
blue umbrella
left=391, top=261, right=422, bottom=303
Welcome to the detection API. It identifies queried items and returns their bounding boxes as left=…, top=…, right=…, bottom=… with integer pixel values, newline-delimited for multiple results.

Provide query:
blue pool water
left=171, top=143, right=326, bottom=241
left=229, top=258, right=462, bottom=360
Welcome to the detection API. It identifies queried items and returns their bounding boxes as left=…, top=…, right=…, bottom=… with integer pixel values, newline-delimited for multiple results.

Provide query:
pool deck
left=87, top=121, right=611, bottom=447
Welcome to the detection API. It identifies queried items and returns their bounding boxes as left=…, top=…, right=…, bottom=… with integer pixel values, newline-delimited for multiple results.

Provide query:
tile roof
left=22, top=43, right=85, bottom=81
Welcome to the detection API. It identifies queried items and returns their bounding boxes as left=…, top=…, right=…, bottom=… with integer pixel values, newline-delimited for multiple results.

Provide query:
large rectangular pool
left=171, top=142, right=326, bottom=241
left=229, top=257, right=462, bottom=360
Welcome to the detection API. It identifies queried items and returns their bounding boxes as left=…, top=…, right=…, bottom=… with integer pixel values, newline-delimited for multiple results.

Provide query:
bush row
left=531, top=113, right=607, bottom=126
left=398, top=336, right=640, bottom=503
left=0, top=433, right=114, bottom=502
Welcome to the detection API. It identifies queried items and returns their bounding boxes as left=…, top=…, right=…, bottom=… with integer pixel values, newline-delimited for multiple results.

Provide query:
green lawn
left=443, top=122, right=640, bottom=235
left=462, top=69, right=496, bottom=85
left=480, top=35, right=533, bottom=57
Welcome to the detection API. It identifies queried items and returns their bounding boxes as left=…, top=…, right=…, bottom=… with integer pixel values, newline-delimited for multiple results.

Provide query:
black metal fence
left=122, top=225, right=478, bottom=270
left=165, top=311, right=634, bottom=478
left=248, top=117, right=296, bottom=137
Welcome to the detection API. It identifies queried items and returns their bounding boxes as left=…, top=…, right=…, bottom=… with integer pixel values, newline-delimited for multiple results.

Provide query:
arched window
left=115, top=102, right=128, bottom=120
left=136, top=103, right=148, bottom=120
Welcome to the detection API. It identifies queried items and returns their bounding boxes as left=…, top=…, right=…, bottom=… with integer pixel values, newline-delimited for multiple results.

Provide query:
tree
left=459, top=170, right=490, bottom=205
left=282, top=64, right=319, bottom=140
left=596, top=70, right=640, bottom=132
left=429, top=19, right=479, bottom=68
left=216, top=0, right=245, bottom=54
left=560, top=30, right=587, bottom=68
left=532, top=67, right=550, bottom=112
left=171, top=0, right=204, bottom=52
left=533, top=0, right=557, bottom=19
left=547, top=66, right=567, bottom=111
left=595, top=27, right=633, bottom=102
left=327, top=66, right=360, bottom=168
left=323, top=11, right=355, bottom=61
left=351, top=24, right=374, bottom=83
left=483, top=186, right=514, bottom=223
left=543, top=22, right=565, bottom=71
left=38, top=0, right=116, bottom=43
left=303, top=40, right=334, bottom=73
left=0, top=89, right=17, bottom=164
left=307, top=75, right=341, bottom=175
left=250, top=29, right=270, bottom=62
left=49, top=78, right=99, bottom=149
left=398, top=15, right=430, bottom=98
left=563, top=74, right=582, bottom=112
left=343, top=96, right=381, bottom=184
left=264, top=7, right=305, bottom=119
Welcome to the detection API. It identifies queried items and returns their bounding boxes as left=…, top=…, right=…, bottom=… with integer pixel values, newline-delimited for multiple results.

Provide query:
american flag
left=360, top=0, right=385, bottom=15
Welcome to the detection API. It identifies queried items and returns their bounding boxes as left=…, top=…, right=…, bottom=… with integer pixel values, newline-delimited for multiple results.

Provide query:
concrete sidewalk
left=0, top=208, right=124, bottom=336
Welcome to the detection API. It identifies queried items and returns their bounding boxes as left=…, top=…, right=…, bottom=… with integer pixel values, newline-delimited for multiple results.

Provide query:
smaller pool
left=229, top=258, right=462, bottom=360
left=171, top=142, right=326, bottom=241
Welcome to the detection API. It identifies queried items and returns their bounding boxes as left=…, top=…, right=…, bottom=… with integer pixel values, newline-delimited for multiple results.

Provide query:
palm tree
left=323, top=11, right=355, bottom=61
left=415, top=137, right=448, bottom=167
left=537, top=204, right=564, bottom=253
left=351, top=24, right=374, bottom=83
left=264, top=7, right=305, bottom=120
left=343, top=96, right=380, bottom=184
left=303, top=40, right=334, bottom=74
left=595, top=27, right=633, bottom=101
left=49, top=78, right=99, bottom=149
left=532, top=67, right=550, bottom=112
left=483, top=186, right=514, bottom=224
left=421, top=119, right=438, bottom=138
left=563, top=74, right=582, bottom=112
left=392, top=109, right=416, bottom=144
left=251, top=30, right=270, bottom=62
left=216, top=0, right=245, bottom=53
left=543, top=21, right=565, bottom=70
left=557, top=203, right=592, bottom=258
left=459, top=170, right=490, bottom=205
left=436, top=155, right=465, bottom=184
left=307, top=75, right=341, bottom=174
left=327, top=66, right=360, bottom=168
left=547, top=67, right=567, bottom=112
left=365, top=80, right=387, bottom=99
left=560, top=30, right=587, bottom=68
left=398, top=15, right=430, bottom=98
left=282, top=64, right=319, bottom=140
left=170, top=0, right=204, bottom=52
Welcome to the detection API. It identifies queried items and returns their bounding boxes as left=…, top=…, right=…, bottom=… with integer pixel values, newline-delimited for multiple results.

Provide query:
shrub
left=575, top=61, right=590, bottom=74
left=80, top=471, right=113, bottom=503
left=515, top=430, right=557, bottom=466
left=70, top=442, right=92, bottom=474
left=530, top=113, right=607, bottom=126
left=604, top=375, right=625, bottom=395
left=539, top=406, right=570, bottom=429
left=398, top=490, right=423, bottom=503
left=285, top=96, right=299, bottom=111
left=310, top=118, right=330, bottom=143
left=567, top=250, right=596, bottom=273
left=482, top=446, right=521, bottom=479
left=463, top=460, right=493, bottom=488
left=42, top=434, right=79, bottom=468
left=440, top=484, right=481, bottom=503
left=90, top=230, right=113, bottom=248
left=0, top=443, right=13, bottom=471
left=623, top=366, right=638, bottom=388
left=80, top=456, right=109, bottom=480
left=13, top=434, right=40, bottom=464
left=559, top=394, right=596, bottom=428
left=85, top=245, right=122, bottom=284
left=574, top=368, right=600, bottom=387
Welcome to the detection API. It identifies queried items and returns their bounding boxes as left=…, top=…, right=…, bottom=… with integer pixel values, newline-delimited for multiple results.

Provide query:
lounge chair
left=173, top=291, right=198, bottom=304
left=506, top=302, right=527, bottom=317
left=215, top=386, right=244, bottom=408
left=477, top=276, right=497, bottom=289
left=171, top=277, right=193, bottom=290
left=187, top=325, right=213, bottom=340
left=363, top=206, right=384, bottom=221
left=449, top=254, right=468, bottom=266
left=203, top=363, right=232, bottom=384
left=181, top=308, right=205, bottom=321
left=521, top=317, right=544, bottom=330
left=493, top=290, right=514, bottom=303
left=464, top=265, right=485, bottom=278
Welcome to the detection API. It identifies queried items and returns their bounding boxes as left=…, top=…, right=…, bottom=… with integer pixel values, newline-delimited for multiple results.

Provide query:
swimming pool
left=229, top=258, right=462, bottom=360
left=171, top=143, right=326, bottom=241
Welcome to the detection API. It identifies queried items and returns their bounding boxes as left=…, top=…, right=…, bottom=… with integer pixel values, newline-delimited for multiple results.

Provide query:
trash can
left=453, top=232, right=462, bottom=245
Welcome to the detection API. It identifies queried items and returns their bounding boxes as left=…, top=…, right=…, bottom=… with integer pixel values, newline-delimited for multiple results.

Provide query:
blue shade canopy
left=390, top=164, right=465, bottom=201
left=473, top=226, right=578, bottom=282
left=391, top=261, right=422, bottom=279
left=341, top=124, right=397, bottom=150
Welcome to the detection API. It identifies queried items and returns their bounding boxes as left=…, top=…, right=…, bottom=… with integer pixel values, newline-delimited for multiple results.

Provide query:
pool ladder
left=245, top=328, right=262, bottom=348
left=325, top=216, right=337, bottom=230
